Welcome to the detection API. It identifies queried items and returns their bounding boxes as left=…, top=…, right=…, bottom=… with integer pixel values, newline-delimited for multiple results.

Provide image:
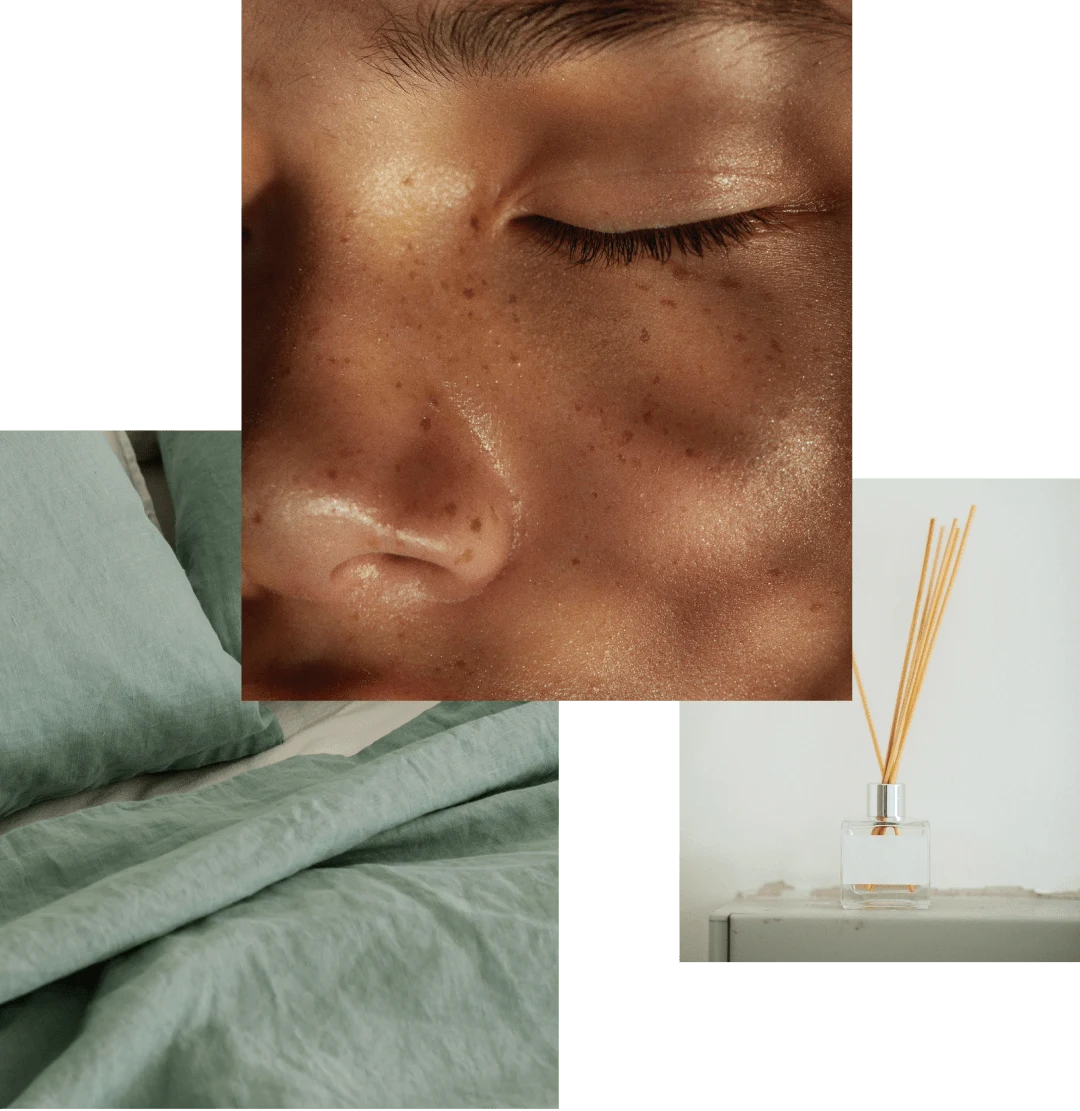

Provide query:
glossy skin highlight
left=242, top=0, right=852, bottom=699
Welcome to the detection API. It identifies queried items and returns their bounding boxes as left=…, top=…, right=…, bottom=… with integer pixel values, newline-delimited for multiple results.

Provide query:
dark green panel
left=857, top=1, right=1075, bottom=468
left=0, top=2, right=236, bottom=426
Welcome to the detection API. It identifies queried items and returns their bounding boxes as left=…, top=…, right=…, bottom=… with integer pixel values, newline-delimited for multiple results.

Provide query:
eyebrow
left=364, top=0, right=851, bottom=84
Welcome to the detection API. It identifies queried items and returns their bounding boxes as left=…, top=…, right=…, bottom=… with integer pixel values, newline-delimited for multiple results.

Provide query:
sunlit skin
left=242, top=0, right=851, bottom=699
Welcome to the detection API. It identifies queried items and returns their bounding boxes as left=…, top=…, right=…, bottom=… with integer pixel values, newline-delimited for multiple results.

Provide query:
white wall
left=680, top=479, right=1080, bottom=961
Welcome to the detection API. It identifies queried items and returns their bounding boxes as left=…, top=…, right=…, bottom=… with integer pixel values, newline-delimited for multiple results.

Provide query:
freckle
left=591, top=491, right=598, bottom=498
left=395, top=381, right=402, bottom=389
left=642, top=410, right=653, bottom=424
left=686, top=447, right=696, bottom=457
left=253, top=512, right=263, bottom=524
left=635, top=282, right=651, bottom=292
left=401, top=177, right=413, bottom=186
left=339, top=234, right=350, bottom=243
left=670, top=263, right=688, bottom=280
left=719, top=275, right=741, bottom=290
left=444, top=502, right=457, bottom=516
left=511, top=314, right=520, bottom=324
left=454, top=549, right=474, bottom=565
left=810, top=602, right=823, bottom=613
left=617, top=453, right=625, bottom=463
left=408, top=271, right=416, bottom=280
left=734, top=332, right=746, bottom=342
left=770, top=338, right=783, bottom=353
left=470, top=214, right=480, bottom=231
left=429, top=395, right=439, bottom=407
left=467, top=310, right=473, bottom=318
left=571, top=557, right=580, bottom=566
left=640, top=328, right=650, bottom=343
left=574, top=403, right=582, bottom=412
left=420, top=417, right=432, bottom=431
left=462, top=288, right=474, bottom=299
left=508, top=293, right=518, bottom=304
left=621, top=430, right=633, bottom=443
left=660, top=298, right=677, bottom=308
left=279, top=367, right=291, bottom=378
left=327, top=468, right=338, bottom=480
left=653, top=375, right=660, bottom=384
left=394, top=463, right=401, bottom=473
left=509, top=353, right=520, bottom=363
left=470, top=517, right=482, bottom=532
left=631, top=458, right=641, bottom=468
left=454, top=659, right=467, bottom=668
left=767, top=567, right=781, bottom=577
left=588, top=444, right=595, bottom=451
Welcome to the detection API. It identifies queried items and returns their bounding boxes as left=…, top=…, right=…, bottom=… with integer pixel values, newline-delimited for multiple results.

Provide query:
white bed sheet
left=0, top=701, right=438, bottom=836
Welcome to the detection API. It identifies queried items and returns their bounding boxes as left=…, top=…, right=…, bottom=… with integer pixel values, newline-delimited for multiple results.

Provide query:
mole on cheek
left=326, top=469, right=338, bottom=480
left=469, top=214, right=480, bottom=231
left=470, top=517, right=482, bottom=532
left=253, top=512, right=263, bottom=524
left=640, top=328, right=650, bottom=343
left=420, top=417, right=432, bottom=431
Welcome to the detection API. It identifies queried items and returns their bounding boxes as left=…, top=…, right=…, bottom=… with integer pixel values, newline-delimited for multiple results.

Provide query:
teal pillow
left=158, top=431, right=242, bottom=660
left=0, top=432, right=282, bottom=819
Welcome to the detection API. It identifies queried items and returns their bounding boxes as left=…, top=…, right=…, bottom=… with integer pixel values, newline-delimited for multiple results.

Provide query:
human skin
left=242, top=0, right=852, bottom=699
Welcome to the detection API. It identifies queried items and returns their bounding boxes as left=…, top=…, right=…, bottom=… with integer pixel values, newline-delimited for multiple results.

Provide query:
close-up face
left=242, top=0, right=852, bottom=700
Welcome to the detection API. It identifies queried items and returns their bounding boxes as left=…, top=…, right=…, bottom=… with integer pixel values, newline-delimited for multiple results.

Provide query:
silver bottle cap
left=867, top=782, right=905, bottom=821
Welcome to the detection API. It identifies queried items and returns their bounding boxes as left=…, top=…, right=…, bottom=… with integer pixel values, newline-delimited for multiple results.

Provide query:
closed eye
left=519, top=210, right=778, bottom=267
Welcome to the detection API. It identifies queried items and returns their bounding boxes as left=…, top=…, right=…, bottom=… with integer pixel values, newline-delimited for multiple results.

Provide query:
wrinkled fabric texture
left=157, top=431, right=243, bottom=661
left=0, top=432, right=281, bottom=819
left=0, top=701, right=558, bottom=1108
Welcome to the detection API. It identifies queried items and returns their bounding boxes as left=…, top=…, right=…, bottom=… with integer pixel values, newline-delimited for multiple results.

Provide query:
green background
left=4, top=2, right=1075, bottom=1102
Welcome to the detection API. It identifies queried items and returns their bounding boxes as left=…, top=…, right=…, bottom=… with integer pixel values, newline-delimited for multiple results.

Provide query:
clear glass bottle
left=841, top=783, right=930, bottom=909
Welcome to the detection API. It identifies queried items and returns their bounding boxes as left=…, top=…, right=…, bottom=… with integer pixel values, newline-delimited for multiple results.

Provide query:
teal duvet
left=0, top=702, right=558, bottom=1108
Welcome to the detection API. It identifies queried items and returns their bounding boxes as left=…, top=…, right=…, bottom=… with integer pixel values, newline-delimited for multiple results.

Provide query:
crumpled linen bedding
left=0, top=701, right=558, bottom=1108
left=0, top=700, right=440, bottom=837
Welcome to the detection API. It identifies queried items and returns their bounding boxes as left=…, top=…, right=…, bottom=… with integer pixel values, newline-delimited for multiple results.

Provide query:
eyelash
left=521, top=210, right=776, bottom=267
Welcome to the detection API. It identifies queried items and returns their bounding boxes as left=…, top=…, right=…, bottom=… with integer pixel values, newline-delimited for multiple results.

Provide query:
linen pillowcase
left=0, top=432, right=282, bottom=819
left=157, top=432, right=243, bottom=661
left=103, top=430, right=160, bottom=529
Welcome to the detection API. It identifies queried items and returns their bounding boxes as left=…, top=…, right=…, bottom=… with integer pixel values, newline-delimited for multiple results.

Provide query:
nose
left=242, top=400, right=517, bottom=607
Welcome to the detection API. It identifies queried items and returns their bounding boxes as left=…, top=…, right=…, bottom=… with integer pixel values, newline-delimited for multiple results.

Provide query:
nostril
left=328, top=550, right=490, bottom=605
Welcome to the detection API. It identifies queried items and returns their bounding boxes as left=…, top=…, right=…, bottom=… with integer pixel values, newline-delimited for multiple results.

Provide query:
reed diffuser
left=842, top=506, right=975, bottom=910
